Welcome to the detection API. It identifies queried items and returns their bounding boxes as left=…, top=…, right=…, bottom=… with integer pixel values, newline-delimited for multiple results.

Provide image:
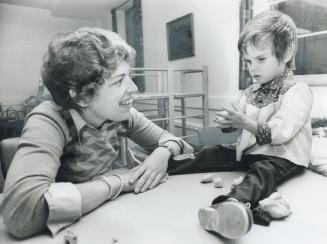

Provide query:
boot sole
left=198, top=201, right=251, bottom=239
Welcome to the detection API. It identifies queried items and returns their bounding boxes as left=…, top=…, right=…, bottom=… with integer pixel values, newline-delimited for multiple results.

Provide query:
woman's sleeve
left=0, top=115, right=82, bottom=238
left=127, top=108, right=193, bottom=154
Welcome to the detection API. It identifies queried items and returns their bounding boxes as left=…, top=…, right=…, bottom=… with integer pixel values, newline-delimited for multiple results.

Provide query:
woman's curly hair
left=42, top=27, right=136, bottom=110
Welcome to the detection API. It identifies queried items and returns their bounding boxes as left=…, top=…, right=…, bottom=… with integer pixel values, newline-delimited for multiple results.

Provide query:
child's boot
left=198, top=199, right=253, bottom=239
left=252, top=207, right=272, bottom=226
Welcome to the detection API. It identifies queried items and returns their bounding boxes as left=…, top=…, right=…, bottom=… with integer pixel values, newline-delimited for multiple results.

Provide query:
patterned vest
left=56, top=110, right=128, bottom=182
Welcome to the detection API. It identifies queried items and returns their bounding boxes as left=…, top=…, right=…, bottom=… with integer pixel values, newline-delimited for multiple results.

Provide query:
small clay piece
left=213, top=177, right=224, bottom=188
left=64, top=230, right=78, bottom=244
left=231, top=176, right=244, bottom=189
left=201, top=173, right=214, bottom=183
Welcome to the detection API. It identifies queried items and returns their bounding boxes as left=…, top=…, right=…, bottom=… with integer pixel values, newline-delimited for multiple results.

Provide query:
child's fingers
left=214, top=117, right=221, bottom=123
left=214, top=115, right=224, bottom=123
left=215, top=110, right=229, bottom=119
left=214, top=124, right=225, bottom=129
left=216, top=107, right=226, bottom=111
left=231, top=102, right=241, bottom=112
left=220, top=107, right=236, bottom=115
left=214, top=116, right=229, bottom=125
left=217, top=120, right=231, bottom=127
left=214, top=122, right=223, bottom=128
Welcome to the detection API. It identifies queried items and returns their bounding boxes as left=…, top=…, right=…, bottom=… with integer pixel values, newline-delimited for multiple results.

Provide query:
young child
left=0, top=27, right=192, bottom=238
left=196, top=10, right=313, bottom=239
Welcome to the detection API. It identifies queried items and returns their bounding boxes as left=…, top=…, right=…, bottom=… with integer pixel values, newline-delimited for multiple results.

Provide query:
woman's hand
left=128, top=147, right=170, bottom=193
left=119, top=168, right=139, bottom=192
left=214, top=103, right=258, bottom=134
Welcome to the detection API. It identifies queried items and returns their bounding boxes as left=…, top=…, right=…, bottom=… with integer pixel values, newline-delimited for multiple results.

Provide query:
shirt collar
left=252, top=69, right=294, bottom=92
left=68, top=109, right=88, bottom=133
left=68, top=109, right=115, bottom=133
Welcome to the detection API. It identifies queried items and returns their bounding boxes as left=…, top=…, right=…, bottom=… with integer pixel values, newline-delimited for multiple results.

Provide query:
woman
left=0, top=27, right=192, bottom=238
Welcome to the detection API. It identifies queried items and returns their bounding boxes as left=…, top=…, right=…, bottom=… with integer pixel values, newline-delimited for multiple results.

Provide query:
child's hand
left=214, top=103, right=245, bottom=128
left=214, top=110, right=230, bottom=128
left=216, top=102, right=258, bottom=134
left=224, top=102, right=248, bottom=129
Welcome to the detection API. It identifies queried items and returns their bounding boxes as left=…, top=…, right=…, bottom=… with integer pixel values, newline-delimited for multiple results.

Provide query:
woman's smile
left=119, top=97, right=134, bottom=106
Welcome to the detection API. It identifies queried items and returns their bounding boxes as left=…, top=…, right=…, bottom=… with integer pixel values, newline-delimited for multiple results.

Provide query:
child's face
left=242, top=39, right=286, bottom=84
left=84, top=62, right=138, bottom=124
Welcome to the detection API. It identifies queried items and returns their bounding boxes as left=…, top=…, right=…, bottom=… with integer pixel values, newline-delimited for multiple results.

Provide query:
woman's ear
left=69, top=88, right=88, bottom=108
left=69, top=89, right=77, bottom=99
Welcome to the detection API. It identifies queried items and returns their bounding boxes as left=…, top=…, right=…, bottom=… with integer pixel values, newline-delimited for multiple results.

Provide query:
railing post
left=167, top=66, right=175, bottom=133
left=202, top=65, right=209, bottom=127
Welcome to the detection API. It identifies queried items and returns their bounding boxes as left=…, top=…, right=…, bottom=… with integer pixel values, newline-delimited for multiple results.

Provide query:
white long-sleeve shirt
left=236, top=70, right=313, bottom=166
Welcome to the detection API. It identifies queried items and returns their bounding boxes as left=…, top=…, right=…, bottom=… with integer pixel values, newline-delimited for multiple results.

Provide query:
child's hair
left=238, top=10, right=297, bottom=69
left=42, top=27, right=136, bottom=110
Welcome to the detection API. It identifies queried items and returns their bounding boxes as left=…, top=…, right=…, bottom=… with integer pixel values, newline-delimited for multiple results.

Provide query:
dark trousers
left=168, top=145, right=304, bottom=208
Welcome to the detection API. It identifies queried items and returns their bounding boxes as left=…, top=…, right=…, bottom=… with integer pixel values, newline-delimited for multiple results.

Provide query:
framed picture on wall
left=166, top=13, right=195, bottom=61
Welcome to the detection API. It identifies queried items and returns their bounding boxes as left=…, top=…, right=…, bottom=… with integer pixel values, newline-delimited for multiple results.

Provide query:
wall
left=116, top=10, right=127, bottom=40
left=141, top=0, right=242, bottom=128
left=0, top=3, right=97, bottom=109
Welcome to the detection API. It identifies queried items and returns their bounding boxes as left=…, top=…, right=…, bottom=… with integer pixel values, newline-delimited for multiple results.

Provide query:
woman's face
left=242, top=39, right=287, bottom=84
left=82, top=62, right=138, bottom=126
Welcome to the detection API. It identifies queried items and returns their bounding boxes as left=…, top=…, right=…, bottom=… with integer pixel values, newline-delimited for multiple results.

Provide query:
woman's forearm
left=76, top=175, right=122, bottom=215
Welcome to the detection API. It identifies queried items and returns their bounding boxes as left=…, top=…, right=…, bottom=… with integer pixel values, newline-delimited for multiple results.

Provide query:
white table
left=0, top=171, right=327, bottom=244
